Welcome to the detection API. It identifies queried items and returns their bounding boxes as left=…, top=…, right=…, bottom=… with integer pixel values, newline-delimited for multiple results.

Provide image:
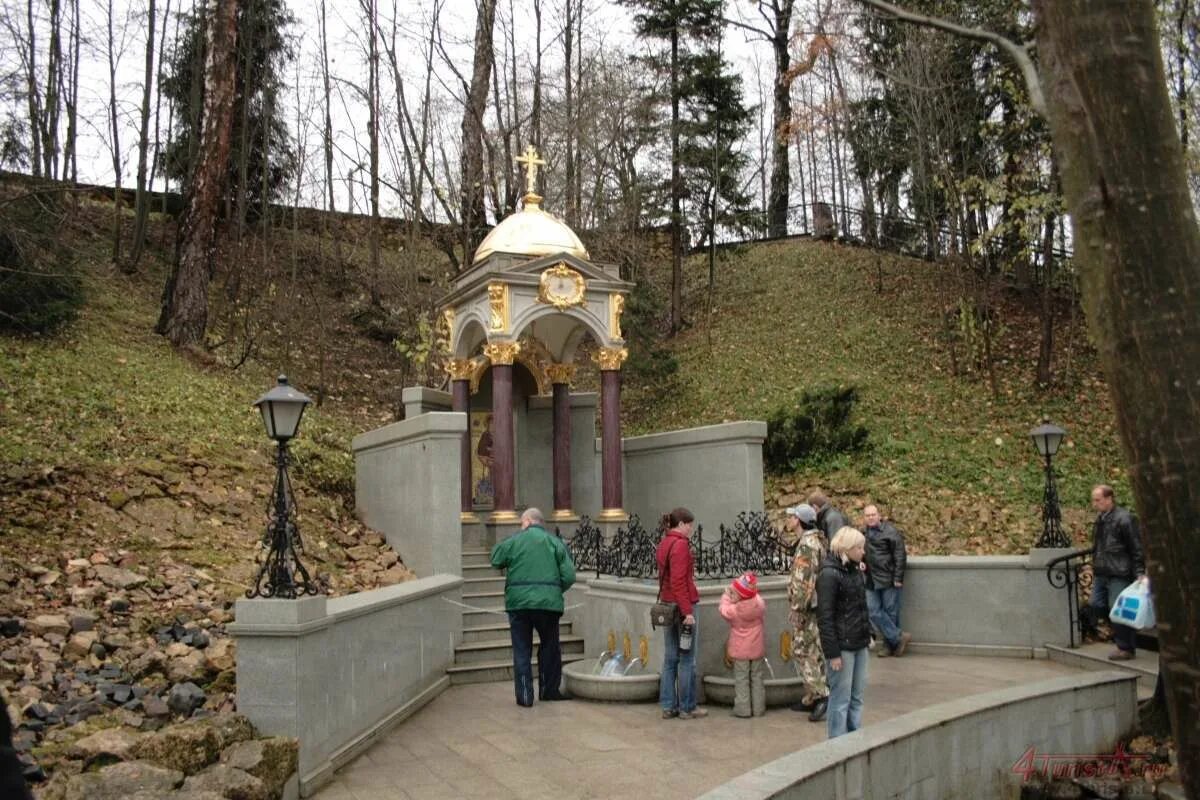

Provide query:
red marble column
left=490, top=362, right=517, bottom=520
left=599, top=366, right=625, bottom=520
left=451, top=378, right=473, bottom=518
left=552, top=380, right=572, bottom=516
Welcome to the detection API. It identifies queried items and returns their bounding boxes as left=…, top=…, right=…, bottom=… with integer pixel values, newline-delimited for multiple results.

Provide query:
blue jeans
left=866, top=587, right=903, bottom=650
left=508, top=610, right=563, bottom=706
left=1089, top=575, right=1137, bottom=653
left=826, top=646, right=868, bottom=738
left=660, top=619, right=698, bottom=713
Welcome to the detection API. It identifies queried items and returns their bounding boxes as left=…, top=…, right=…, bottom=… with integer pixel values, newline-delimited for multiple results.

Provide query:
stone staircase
left=446, top=548, right=586, bottom=685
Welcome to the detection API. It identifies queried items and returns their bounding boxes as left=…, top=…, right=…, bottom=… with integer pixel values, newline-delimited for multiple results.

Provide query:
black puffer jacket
left=816, top=554, right=871, bottom=659
left=864, top=522, right=907, bottom=589
left=817, top=506, right=849, bottom=540
left=1092, top=507, right=1145, bottom=579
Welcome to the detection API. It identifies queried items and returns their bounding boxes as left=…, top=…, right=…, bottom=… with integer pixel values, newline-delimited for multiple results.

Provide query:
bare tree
left=130, top=0, right=158, bottom=268
left=459, top=0, right=497, bottom=263
left=156, top=0, right=239, bottom=347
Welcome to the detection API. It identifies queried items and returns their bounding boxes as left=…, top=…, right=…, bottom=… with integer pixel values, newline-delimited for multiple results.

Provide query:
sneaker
left=662, top=709, right=679, bottom=719
left=894, top=632, right=912, bottom=657
left=1108, top=649, right=1136, bottom=661
left=678, top=708, right=709, bottom=719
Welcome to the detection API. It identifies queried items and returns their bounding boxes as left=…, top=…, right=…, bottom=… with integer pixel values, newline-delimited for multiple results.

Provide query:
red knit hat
left=732, top=571, right=758, bottom=599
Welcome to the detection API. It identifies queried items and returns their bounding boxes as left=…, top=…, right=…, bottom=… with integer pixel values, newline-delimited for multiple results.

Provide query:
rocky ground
left=0, top=460, right=412, bottom=792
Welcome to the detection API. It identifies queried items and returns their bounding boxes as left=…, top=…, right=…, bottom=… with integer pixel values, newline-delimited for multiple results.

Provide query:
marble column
left=546, top=364, right=577, bottom=522
left=596, top=347, right=628, bottom=522
left=484, top=342, right=520, bottom=523
left=446, top=359, right=476, bottom=523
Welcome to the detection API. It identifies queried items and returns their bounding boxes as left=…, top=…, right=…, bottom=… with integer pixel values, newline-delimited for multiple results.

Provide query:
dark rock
left=0, top=617, right=22, bottom=637
left=69, top=613, right=96, bottom=633
left=107, top=598, right=131, bottom=614
left=113, top=684, right=133, bottom=704
left=168, top=682, right=207, bottom=716
left=90, top=642, right=108, bottom=658
left=18, top=752, right=46, bottom=782
left=25, top=702, right=52, bottom=720
left=191, top=630, right=210, bottom=649
left=142, top=695, right=170, bottom=718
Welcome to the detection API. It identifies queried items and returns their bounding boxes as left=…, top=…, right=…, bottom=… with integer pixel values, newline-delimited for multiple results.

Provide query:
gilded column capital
left=483, top=341, right=521, bottom=366
left=594, top=346, right=629, bottom=372
left=545, top=363, right=577, bottom=386
left=445, top=358, right=474, bottom=381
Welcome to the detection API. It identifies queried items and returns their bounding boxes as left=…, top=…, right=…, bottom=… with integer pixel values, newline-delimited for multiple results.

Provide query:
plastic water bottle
left=679, top=622, right=694, bottom=652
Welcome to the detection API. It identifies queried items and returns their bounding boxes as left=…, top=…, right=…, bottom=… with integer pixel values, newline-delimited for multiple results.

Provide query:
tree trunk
left=42, top=0, right=63, bottom=179
left=564, top=0, right=576, bottom=224
left=63, top=0, right=81, bottom=182
left=1035, top=168, right=1058, bottom=388
left=767, top=0, right=793, bottom=238
left=156, top=0, right=239, bottom=348
left=319, top=0, right=335, bottom=214
left=531, top=0, right=543, bottom=153
left=670, top=22, right=682, bottom=334
left=26, top=0, right=42, bottom=177
left=366, top=0, right=381, bottom=306
left=1033, top=3, right=1200, bottom=793
left=107, top=0, right=123, bottom=267
left=460, top=0, right=497, bottom=264
left=131, top=0, right=158, bottom=269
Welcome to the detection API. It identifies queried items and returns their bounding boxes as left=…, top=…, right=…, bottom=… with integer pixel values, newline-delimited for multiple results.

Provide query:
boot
left=790, top=699, right=815, bottom=713
left=808, top=698, right=828, bottom=722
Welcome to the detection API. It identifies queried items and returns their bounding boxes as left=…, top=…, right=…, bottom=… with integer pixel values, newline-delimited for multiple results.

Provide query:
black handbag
left=650, top=541, right=681, bottom=629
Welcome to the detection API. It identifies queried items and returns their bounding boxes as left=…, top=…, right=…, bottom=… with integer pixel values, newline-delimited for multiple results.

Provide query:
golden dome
left=473, top=194, right=590, bottom=265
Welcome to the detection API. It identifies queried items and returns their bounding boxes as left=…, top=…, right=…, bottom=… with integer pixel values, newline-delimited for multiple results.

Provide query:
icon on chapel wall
left=471, top=411, right=495, bottom=509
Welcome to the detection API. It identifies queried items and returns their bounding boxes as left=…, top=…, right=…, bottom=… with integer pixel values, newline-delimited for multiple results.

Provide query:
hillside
left=623, top=238, right=1127, bottom=554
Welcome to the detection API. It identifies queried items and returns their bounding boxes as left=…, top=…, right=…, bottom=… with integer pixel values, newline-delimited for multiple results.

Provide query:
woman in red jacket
left=656, top=507, right=707, bottom=719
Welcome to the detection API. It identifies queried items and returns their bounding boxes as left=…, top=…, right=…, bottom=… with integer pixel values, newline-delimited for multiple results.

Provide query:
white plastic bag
left=1110, top=579, right=1155, bottom=630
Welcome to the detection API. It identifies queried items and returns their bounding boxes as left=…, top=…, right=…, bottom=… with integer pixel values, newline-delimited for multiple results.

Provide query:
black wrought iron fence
left=1045, top=547, right=1093, bottom=648
left=556, top=512, right=793, bottom=580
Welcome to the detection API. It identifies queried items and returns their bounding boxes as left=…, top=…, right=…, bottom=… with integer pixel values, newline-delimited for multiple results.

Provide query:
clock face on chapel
left=538, top=263, right=587, bottom=310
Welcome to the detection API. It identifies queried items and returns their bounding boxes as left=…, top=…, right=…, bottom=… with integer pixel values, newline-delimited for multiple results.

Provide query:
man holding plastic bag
left=1085, top=485, right=1147, bottom=661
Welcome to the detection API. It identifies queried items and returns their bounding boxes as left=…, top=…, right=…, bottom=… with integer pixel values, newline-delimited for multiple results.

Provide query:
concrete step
left=1045, top=643, right=1158, bottom=695
left=462, top=563, right=503, bottom=580
left=462, top=549, right=492, bottom=567
left=462, top=620, right=572, bottom=644
left=454, top=635, right=585, bottom=665
left=462, top=590, right=506, bottom=610
left=463, top=576, right=507, bottom=593
left=447, top=653, right=587, bottom=685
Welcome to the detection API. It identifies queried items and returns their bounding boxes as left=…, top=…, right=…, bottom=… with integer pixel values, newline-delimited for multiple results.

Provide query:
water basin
left=563, top=658, right=660, bottom=702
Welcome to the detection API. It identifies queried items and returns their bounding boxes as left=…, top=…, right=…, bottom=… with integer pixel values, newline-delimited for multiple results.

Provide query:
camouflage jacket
left=788, top=529, right=827, bottom=612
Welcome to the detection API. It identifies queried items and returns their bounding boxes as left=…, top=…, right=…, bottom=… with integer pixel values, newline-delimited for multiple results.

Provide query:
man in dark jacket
left=862, top=505, right=911, bottom=657
left=491, top=508, right=576, bottom=706
left=809, top=491, right=848, bottom=540
left=1086, top=485, right=1146, bottom=660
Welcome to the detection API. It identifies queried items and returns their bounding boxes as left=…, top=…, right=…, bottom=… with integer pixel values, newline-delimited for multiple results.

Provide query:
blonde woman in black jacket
left=816, top=526, right=870, bottom=739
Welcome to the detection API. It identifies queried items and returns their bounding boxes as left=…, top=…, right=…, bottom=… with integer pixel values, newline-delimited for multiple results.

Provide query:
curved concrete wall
left=699, top=671, right=1138, bottom=800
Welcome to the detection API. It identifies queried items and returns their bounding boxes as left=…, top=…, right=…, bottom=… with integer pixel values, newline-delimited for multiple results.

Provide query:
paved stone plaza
left=313, top=654, right=1083, bottom=800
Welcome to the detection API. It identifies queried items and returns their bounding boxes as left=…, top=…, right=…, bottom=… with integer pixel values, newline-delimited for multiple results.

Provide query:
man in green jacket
left=490, top=507, right=576, bottom=706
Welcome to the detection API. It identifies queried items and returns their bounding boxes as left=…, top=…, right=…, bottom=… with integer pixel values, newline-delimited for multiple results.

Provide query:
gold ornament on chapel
left=483, top=341, right=521, bottom=366
left=444, top=358, right=473, bottom=381
left=594, top=346, right=629, bottom=371
left=545, top=363, right=577, bottom=386
left=609, top=293, right=625, bottom=340
left=487, top=283, right=509, bottom=332
left=537, top=263, right=587, bottom=311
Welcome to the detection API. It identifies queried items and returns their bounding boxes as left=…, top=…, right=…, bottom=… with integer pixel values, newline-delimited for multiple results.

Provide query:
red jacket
left=656, top=530, right=700, bottom=616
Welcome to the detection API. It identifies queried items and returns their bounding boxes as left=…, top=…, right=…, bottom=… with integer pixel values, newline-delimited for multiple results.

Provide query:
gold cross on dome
left=515, top=144, right=546, bottom=196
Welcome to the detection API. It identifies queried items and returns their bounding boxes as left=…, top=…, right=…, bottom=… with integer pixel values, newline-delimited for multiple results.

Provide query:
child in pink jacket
left=720, top=571, right=767, bottom=717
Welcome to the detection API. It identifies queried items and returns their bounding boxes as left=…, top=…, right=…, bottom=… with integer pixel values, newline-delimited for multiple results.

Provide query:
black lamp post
left=248, top=375, right=321, bottom=599
left=1030, top=418, right=1070, bottom=549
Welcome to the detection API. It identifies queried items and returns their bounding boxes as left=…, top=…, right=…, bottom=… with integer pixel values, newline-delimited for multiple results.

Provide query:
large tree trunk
left=130, top=0, right=157, bottom=269
left=1033, top=2, right=1200, bottom=794
left=767, top=0, right=793, bottom=238
left=460, top=0, right=497, bottom=264
left=156, top=0, right=239, bottom=347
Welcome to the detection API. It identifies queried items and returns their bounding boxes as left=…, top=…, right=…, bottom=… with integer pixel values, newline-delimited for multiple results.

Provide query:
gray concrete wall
left=400, top=386, right=452, bottom=419
left=699, top=671, right=1138, bottom=800
left=352, top=412, right=465, bottom=577
left=901, top=550, right=1075, bottom=656
left=229, top=575, right=463, bottom=797
left=579, top=576, right=793, bottom=681
left=621, top=421, right=767, bottom=530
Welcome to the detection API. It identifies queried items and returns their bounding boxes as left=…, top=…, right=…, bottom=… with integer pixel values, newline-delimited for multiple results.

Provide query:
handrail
left=1045, top=547, right=1093, bottom=649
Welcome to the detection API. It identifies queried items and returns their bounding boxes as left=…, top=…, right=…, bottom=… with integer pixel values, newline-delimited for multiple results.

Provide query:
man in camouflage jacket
left=785, top=504, right=830, bottom=722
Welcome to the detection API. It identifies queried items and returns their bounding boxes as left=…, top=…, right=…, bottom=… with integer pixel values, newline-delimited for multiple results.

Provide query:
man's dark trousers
left=508, top=609, right=563, bottom=705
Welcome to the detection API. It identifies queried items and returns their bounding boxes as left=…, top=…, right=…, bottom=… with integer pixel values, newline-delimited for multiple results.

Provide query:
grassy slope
left=0, top=200, right=443, bottom=593
left=624, top=239, right=1128, bottom=554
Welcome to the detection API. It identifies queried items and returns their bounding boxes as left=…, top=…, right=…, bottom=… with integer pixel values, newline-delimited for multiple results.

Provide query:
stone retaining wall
left=699, top=671, right=1138, bottom=800
left=229, top=575, right=463, bottom=796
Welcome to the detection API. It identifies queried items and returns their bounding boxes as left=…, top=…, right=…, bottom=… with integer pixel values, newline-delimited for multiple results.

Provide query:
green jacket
left=490, top=525, right=576, bottom=613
